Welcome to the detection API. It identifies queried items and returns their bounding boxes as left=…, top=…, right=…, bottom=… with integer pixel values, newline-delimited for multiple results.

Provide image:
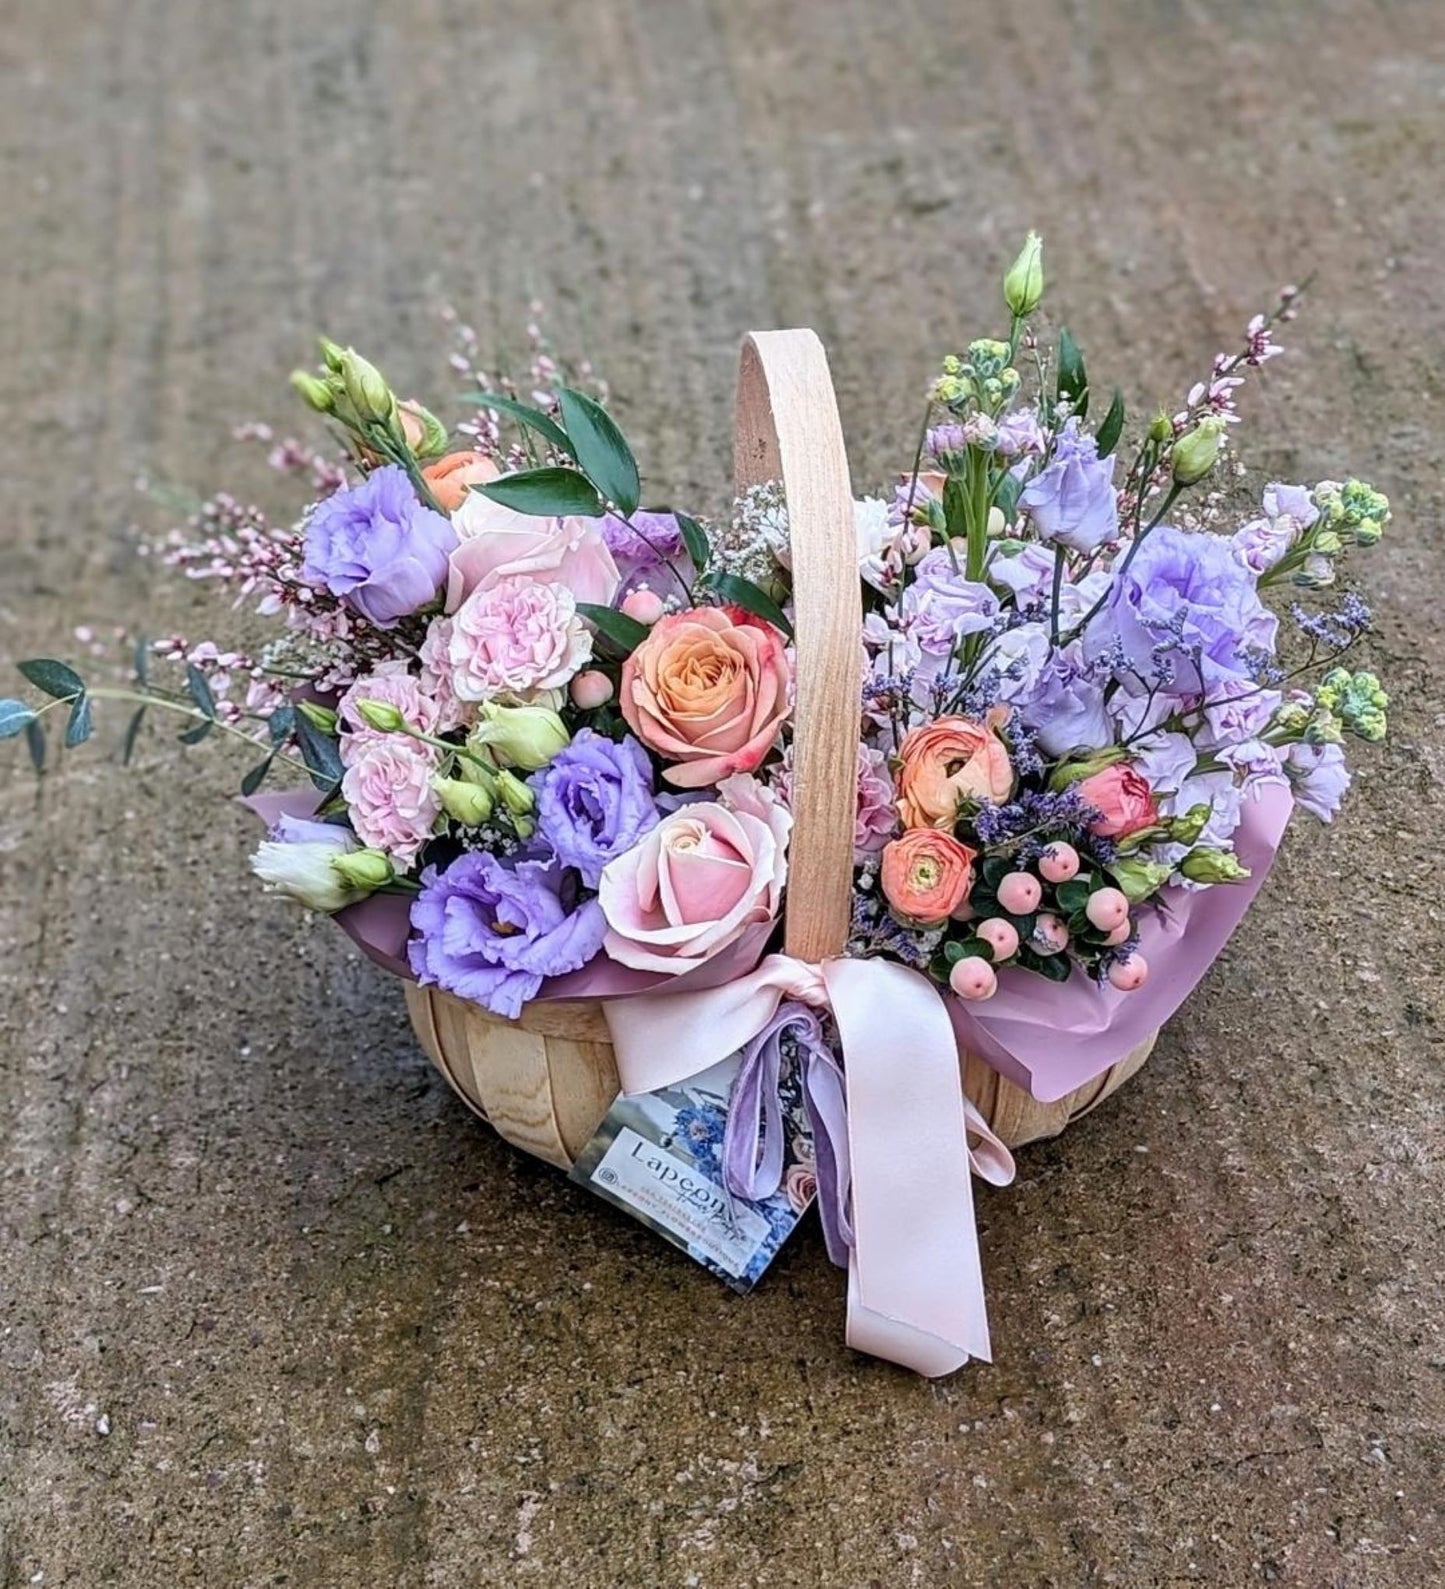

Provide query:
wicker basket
left=403, top=329, right=1154, bottom=1170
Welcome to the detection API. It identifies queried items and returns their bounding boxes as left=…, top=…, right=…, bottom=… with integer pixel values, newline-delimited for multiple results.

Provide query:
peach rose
left=598, top=774, right=791, bottom=974
left=422, top=449, right=497, bottom=513
left=895, top=711, right=1015, bottom=829
left=880, top=829, right=977, bottom=923
left=1075, top=762, right=1159, bottom=839
left=620, top=607, right=792, bottom=789
left=445, top=492, right=620, bottom=612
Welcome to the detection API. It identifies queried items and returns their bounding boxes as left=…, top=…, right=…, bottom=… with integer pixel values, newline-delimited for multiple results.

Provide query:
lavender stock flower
left=408, top=853, right=606, bottom=1019
left=1020, top=420, right=1118, bottom=553
left=531, top=729, right=661, bottom=887
left=301, top=465, right=458, bottom=627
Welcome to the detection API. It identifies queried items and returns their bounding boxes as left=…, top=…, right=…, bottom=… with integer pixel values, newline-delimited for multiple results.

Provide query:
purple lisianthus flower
left=1129, top=730, right=1199, bottom=797
left=1201, top=677, right=1281, bottom=747
left=599, top=510, right=693, bottom=603
left=302, top=464, right=458, bottom=628
left=531, top=729, right=661, bottom=888
left=1094, top=525, right=1278, bottom=695
left=1284, top=741, right=1350, bottom=822
left=1020, top=420, right=1118, bottom=553
left=900, top=549, right=999, bottom=653
left=1017, top=648, right=1113, bottom=757
left=988, top=541, right=1055, bottom=605
left=408, top=853, right=606, bottom=1019
left=995, top=408, right=1046, bottom=460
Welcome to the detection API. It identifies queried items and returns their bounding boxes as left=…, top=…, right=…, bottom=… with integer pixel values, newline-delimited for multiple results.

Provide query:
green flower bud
left=512, top=814, right=537, bottom=841
left=433, top=775, right=494, bottom=827
left=495, top=768, right=536, bottom=817
left=290, top=370, right=336, bottom=414
left=1352, top=707, right=1388, bottom=743
left=317, top=336, right=348, bottom=372
left=1179, top=848, right=1251, bottom=884
left=468, top=702, right=570, bottom=771
left=354, top=699, right=407, bottom=734
left=1147, top=411, right=1173, bottom=445
left=1271, top=700, right=1312, bottom=736
left=1003, top=231, right=1045, bottom=317
left=1047, top=745, right=1128, bottom=790
left=1312, top=528, right=1344, bottom=557
left=1106, top=857, right=1174, bottom=904
left=340, top=350, right=395, bottom=428
left=295, top=699, right=339, bottom=735
left=1166, top=803, right=1212, bottom=846
left=330, top=847, right=395, bottom=890
left=1304, top=709, right=1343, bottom=746
left=1171, top=417, right=1225, bottom=485
left=398, top=400, right=449, bottom=459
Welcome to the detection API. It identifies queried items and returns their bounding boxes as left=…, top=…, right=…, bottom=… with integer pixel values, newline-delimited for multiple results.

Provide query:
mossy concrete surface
left=2, top=1, right=1442, bottom=1583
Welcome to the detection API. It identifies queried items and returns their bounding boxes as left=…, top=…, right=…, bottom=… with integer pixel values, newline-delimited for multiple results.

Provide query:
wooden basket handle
left=734, top=331, right=862, bottom=962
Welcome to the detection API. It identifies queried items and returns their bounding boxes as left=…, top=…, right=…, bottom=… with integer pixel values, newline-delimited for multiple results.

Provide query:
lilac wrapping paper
left=248, top=777, right=1294, bottom=1102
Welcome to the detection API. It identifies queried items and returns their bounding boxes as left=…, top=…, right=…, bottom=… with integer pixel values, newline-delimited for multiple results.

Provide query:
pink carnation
left=340, top=737, right=440, bottom=867
left=776, top=742, right=897, bottom=861
left=337, top=663, right=443, bottom=758
left=447, top=576, right=592, bottom=702
left=417, top=616, right=468, bottom=731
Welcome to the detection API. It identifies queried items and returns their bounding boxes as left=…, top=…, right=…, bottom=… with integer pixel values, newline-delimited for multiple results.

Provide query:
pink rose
left=340, top=737, right=441, bottom=867
left=784, top=1162, right=818, bottom=1213
left=338, top=663, right=444, bottom=757
left=445, top=493, right=620, bottom=612
left=447, top=576, right=592, bottom=702
left=620, top=606, right=793, bottom=789
left=1076, top=762, right=1160, bottom=839
left=598, top=774, right=791, bottom=974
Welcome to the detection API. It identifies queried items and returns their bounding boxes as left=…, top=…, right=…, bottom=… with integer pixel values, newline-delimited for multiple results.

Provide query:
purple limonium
left=301, top=465, right=458, bottom=628
left=408, top=853, right=606, bottom=1019
left=1284, top=740, right=1351, bottom=822
left=899, top=548, right=999, bottom=653
left=1019, top=420, right=1118, bottom=553
left=599, top=510, right=693, bottom=603
left=1094, top=525, right=1278, bottom=695
left=530, top=729, right=661, bottom=888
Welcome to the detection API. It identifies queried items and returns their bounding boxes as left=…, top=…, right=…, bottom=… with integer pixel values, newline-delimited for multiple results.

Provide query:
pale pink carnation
left=776, top=742, right=897, bottom=861
left=417, top=616, right=468, bottom=731
left=337, top=662, right=443, bottom=759
left=447, top=576, right=592, bottom=702
left=340, top=738, right=441, bottom=867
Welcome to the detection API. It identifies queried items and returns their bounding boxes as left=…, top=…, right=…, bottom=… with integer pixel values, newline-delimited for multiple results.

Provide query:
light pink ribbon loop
left=603, top=953, right=1016, bottom=1377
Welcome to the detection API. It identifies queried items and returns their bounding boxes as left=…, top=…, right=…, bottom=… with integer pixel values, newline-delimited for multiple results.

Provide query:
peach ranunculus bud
left=421, top=450, right=498, bottom=513
left=894, top=711, right=1015, bottom=830
left=1074, top=762, right=1159, bottom=839
left=880, top=829, right=977, bottom=924
left=619, top=606, right=792, bottom=789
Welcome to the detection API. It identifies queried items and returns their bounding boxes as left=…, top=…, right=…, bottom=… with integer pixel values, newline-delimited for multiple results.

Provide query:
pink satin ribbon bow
left=603, top=953, right=1016, bottom=1377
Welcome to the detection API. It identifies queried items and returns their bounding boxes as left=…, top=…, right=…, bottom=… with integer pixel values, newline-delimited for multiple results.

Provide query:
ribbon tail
left=824, top=957, right=993, bottom=1374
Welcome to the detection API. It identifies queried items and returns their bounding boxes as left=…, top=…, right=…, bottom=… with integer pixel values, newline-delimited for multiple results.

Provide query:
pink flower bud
left=621, top=587, right=666, bottom=625
left=949, top=955, right=998, bottom=1001
left=1107, top=953, right=1149, bottom=991
left=997, top=871, right=1042, bottom=915
left=1037, top=842, right=1080, bottom=884
left=1085, top=886, right=1130, bottom=932
left=569, top=669, right=614, bottom=710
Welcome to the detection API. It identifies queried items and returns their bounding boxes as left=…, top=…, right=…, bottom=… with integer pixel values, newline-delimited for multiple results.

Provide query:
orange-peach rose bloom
left=422, top=450, right=498, bottom=513
left=620, top=607, right=792, bottom=789
left=880, top=830, right=977, bottom=923
left=895, top=712, right=1015, bottom=829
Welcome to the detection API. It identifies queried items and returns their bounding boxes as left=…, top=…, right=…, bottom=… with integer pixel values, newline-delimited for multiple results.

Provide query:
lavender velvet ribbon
left=721, top=1002, right=853, bottom=1266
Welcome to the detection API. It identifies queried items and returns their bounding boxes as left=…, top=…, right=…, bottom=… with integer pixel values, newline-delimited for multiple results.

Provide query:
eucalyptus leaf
left=133, top=634, right=150, bottom=688
left=576, top=601, right=650, bottom=655
left=1056, top=327, right=1088, bottom=417
left=25, top=719, right=44, bottom=772
left=121, top=706, right=147, bottom=766
left=185, top=664, right=217, bottom=719
left=703, top=574, right=793, bottom=639
left=0, top=699, right=35, bottom=740
left=294, top=712, right=345, bottom=790
left=240, top=755, right=275, bottom=796
left=1095, top=389, right=1125, bottom=457
left=17, top=658, right=84, bottom=701
left=64, top=694, right=93, bottom=748
left=557, top=388, right=640, bottom=516
left=673, top=511, right=711, bottom=574
left=267, top=703, right=296, bottom=747
left=179, top=718, right=214, bottom=745
left=459, top=391, right=574, bottom=457
left=476, top=466, right=605, bottom=519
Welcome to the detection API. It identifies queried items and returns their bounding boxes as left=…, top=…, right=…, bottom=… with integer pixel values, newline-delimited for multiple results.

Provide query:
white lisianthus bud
left=1171, top=417, right=1225, bottom=485
left=433, top=775, right=494, bottom=827
left=330, top=847, right=395, bottom=890
left=354, top=699, right=408, bottom=733
left=468, top=701, right=570, bottom=771
left=1003, top=231, right=1044, bottom=317
left=251, top=822, right=366, bottom=913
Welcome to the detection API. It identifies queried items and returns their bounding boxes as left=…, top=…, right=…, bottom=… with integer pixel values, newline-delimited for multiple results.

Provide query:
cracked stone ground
left=1, top=1, right=1442, bottom=1584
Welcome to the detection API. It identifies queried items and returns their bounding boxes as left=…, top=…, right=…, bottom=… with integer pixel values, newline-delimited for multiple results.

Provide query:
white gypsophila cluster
left=709, top=480, right=790, bottom=587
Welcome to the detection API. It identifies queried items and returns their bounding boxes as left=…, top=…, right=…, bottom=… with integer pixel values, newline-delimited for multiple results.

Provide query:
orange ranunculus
left=421, top=449, right=498, bottom=513
left=880, top=829, right=977, bottom=923
left=620, top=606, right=792, bottom=789
left=895, top=711, right=1015, bottom=829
